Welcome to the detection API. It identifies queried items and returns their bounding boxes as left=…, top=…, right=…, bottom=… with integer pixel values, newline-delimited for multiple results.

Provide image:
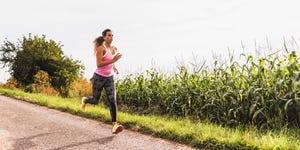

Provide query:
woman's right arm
left=96, top=46, right=122, bottom=67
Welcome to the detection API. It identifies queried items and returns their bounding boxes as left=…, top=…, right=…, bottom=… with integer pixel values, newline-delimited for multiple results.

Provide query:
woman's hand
left=113, top=53, right=122, bottom=62
left=113, top=65, right=119, bottom=74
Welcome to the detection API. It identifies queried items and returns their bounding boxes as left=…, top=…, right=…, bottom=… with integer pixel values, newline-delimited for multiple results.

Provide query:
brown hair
left=93, top=29, right=112, bottom=55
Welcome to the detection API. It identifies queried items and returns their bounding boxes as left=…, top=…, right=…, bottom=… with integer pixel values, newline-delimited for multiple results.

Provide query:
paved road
left=0, top=95, right=194, bottom=150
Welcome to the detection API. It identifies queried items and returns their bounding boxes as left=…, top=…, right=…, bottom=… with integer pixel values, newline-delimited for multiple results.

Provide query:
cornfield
left=114, top=50, right=300, bottom=130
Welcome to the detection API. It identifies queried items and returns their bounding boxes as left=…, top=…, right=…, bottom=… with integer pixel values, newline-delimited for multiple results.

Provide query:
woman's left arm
left=112, top=46, right=119, bottom=74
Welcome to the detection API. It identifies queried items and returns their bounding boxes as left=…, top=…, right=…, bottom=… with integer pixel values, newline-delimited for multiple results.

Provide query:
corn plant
left=115, top=51, right=300, bottom=130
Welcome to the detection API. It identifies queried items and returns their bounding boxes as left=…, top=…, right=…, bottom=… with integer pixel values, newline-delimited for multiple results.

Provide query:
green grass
left=1, top=88, right=299, bottom=149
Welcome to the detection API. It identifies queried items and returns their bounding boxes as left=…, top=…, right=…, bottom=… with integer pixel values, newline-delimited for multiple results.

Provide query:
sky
left=1, top=0, right=300, bottom=82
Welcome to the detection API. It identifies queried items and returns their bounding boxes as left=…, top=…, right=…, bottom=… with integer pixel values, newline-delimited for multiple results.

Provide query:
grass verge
left=0, top=87, right=299, bottom=149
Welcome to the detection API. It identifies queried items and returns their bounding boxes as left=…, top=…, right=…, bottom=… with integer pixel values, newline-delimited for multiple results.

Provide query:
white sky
left=1, top=0, right=300, bottom=82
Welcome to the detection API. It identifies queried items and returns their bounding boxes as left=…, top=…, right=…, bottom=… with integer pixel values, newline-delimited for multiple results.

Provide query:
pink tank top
left=95, top=48, right=114, bottom=77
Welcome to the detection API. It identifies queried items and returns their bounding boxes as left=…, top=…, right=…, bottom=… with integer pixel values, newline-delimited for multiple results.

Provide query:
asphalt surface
left=0, top=95, right=194, bottom=150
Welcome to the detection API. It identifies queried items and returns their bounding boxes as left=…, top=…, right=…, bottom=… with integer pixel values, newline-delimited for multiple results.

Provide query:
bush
left=3, top=77, right=24, bottom=89
left=0, top=34, right=84, bottom=96
left=25, top=70, right=59, bottom=96
left=68, top=77, right=92, bottom=98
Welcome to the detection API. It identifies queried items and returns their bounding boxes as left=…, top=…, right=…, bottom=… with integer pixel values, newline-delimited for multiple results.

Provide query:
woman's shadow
left=50, top=135, right=115, bottom=150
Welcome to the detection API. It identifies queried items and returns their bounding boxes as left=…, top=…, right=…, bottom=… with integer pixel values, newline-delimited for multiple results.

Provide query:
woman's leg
left=85, top=73, right=105, bottom=104
left=104, top=76, right=123, bottom=134
left=104, top=76, right=118, bottom=122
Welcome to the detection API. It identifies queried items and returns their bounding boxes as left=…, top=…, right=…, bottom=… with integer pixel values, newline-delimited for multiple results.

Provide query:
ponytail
left=93, top=36, right=104, bottom=55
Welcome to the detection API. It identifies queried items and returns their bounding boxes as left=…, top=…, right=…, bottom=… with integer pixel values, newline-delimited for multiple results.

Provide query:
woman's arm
left=113, top=64, right=119, bottom=74
left=111, top=46, right=120, bottom=74
left=111, top=46, right=117, bottom=54
left=96, top=46, right=121, bottom=67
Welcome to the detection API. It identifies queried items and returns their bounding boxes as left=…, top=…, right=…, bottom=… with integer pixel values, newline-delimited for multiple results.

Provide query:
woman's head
left=102, top=29, right=113, bottom=44
left=93, top=29, right=113, bottom=54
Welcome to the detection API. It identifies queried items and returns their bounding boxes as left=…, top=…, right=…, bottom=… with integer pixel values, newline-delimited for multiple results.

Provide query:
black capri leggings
left=85, top=73, right=117, bottom=122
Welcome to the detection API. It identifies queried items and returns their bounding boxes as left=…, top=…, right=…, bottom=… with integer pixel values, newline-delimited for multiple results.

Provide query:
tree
left=0, top=34, right=84, bottom=96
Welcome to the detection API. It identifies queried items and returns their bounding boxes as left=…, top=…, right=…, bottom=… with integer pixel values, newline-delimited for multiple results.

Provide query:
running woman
left=81, top=29, right=123, bottom=134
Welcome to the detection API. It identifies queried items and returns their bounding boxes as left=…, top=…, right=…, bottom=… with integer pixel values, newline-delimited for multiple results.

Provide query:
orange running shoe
left=112, top=123, right=123, bottom=134
left=80, top=97, right=87, bottom=111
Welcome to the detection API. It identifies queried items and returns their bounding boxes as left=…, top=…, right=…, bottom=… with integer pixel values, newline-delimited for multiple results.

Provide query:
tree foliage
left=0, top=34, right=84, bottom=96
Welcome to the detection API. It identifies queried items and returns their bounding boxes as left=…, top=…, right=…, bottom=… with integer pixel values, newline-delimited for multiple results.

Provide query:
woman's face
left=104, top=31, right=113, bottom=44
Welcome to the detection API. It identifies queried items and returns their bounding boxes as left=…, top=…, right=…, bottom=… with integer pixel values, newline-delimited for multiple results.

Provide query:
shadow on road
left=13, top=132, right=52, bottom=150
left=50, top=135, right=115, bottom=150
